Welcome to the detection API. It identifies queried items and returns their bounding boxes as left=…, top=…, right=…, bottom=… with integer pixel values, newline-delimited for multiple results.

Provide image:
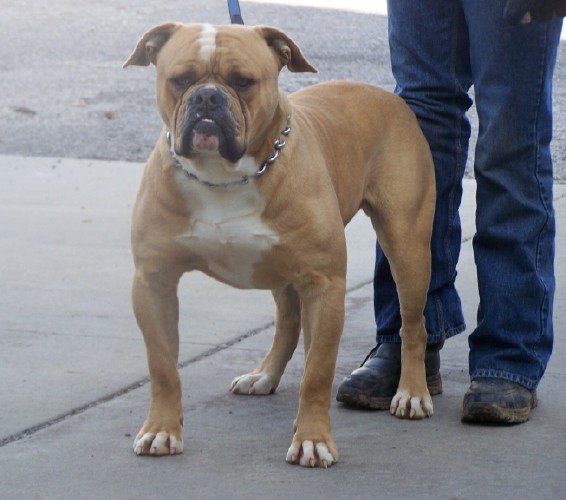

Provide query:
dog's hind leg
left=363, top=160, right=436, bottom=419
left=387, top=234, right=433, bottom=419
left=230, top=284, right=301, bottom=395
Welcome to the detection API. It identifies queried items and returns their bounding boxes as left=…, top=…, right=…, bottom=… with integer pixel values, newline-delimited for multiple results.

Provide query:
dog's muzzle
left=176, top=85, right=245, bottom=163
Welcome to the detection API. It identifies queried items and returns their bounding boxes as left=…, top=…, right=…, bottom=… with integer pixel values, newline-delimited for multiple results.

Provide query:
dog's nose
left=190, top=86, right=228, bottom=111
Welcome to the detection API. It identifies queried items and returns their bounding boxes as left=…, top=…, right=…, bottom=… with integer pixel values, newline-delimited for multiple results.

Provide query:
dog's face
left=124, top=23, right=316, bottom=170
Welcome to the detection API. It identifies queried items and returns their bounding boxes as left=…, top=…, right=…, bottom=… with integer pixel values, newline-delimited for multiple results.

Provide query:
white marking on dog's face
left=175, top=167, right=279, bottom=288
left=198, top=24, right=217, bottom=62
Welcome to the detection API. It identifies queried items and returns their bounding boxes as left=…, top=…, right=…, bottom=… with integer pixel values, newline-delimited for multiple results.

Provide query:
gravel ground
left=1, top=0, right=564, bottom=180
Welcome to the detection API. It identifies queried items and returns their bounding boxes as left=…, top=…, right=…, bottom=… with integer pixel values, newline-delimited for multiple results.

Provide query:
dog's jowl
left=124, top=22, right=436, bottom=468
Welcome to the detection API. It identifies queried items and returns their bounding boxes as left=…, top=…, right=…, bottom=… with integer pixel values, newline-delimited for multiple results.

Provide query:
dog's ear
left=256, top=26, right=317, bottom=73
left=123, top=23, right=180, bottom=68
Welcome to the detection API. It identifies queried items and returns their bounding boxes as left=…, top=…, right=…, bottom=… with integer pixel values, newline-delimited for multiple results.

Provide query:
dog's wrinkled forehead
left=191, top=24, right=252, bottom=69
left=158, top=24, right=268, bottom=74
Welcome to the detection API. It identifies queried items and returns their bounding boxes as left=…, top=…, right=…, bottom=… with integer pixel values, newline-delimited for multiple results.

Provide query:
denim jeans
left=376, top=0, right=563, bottom=389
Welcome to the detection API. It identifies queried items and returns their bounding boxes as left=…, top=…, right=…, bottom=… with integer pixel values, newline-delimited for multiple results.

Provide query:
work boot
left=462, top=378, right=537, bottom=424
left=336, top=342, right=443, bottom=410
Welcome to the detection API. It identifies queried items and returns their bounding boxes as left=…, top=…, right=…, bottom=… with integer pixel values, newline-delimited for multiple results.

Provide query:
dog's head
left=124, top=23, right=316, bottom=170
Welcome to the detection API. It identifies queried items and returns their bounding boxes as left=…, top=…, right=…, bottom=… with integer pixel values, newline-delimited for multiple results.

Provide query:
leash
left=227, top=0, right=244, bottom=24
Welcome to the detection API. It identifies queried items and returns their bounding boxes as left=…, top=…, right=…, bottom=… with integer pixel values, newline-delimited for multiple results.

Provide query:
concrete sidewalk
left=1, top=155, right=565, bottom=499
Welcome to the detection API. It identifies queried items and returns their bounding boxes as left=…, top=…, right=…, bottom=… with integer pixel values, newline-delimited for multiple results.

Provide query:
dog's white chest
left=176, top=177, right=279, bottom=288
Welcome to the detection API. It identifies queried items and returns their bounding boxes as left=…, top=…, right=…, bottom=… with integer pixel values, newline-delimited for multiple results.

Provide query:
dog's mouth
left=175, top=114, right=246, bottom=164
left=192, top=118, right=222, bottom=153
left=174, top=86, right=246, bottom=164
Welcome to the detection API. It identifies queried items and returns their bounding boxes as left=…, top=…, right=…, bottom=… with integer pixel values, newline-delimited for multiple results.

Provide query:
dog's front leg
left=286, top=275, right=345, bottom=468
left=231, top=284, right=301, bottom=395
left=132, top=268, right=184, bottom=456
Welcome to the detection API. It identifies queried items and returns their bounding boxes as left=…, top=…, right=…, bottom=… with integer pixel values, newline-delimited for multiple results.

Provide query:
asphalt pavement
left=1, top=1, right=566, bottom=499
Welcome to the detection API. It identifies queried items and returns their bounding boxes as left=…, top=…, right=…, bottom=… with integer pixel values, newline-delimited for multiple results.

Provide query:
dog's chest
left=176, top=179, right=279, bottom=288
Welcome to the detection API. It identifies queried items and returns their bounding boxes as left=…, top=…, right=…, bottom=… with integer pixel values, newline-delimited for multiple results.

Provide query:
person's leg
left=375, top=0, right=472, bottom=345
left=461, top=0, right=562, bottom=422
left=337, top=0, right=472, bottom=408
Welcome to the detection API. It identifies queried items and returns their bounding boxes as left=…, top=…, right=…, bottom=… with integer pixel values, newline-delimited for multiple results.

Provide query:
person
left=337, top=0, right=565, bottom=424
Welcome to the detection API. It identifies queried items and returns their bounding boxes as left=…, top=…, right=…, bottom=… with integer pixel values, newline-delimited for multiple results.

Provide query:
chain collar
left=167, top=115, right=291, bottom=189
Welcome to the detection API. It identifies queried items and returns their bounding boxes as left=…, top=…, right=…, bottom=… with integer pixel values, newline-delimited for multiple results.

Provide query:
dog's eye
left=233, top=76, right=255, bottom=91
left=171, top=76, right=194, bottom=90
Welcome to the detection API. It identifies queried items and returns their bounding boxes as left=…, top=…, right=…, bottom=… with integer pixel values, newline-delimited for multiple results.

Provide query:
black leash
left=227, top=0, right=244, bottom=24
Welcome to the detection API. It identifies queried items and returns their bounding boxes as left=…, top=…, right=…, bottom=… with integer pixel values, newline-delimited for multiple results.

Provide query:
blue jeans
left=376, top=0, right=562, bottom=389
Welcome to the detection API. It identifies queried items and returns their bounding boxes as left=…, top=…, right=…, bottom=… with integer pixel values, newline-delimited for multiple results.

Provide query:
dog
left=123, top=22, right=436, bottom=468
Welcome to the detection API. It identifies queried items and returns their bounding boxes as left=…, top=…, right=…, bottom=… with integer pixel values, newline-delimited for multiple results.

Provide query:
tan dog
left=124, top=22, right=435, bottom=468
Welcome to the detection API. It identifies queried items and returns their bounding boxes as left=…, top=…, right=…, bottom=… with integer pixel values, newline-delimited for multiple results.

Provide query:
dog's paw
left=390, top=389, right=433, bottom=419
left=230, top=372, right=275, bottom=395
left=286, top=440, right=337, bottom=469
left=133, top=428, right=183, bottom=456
